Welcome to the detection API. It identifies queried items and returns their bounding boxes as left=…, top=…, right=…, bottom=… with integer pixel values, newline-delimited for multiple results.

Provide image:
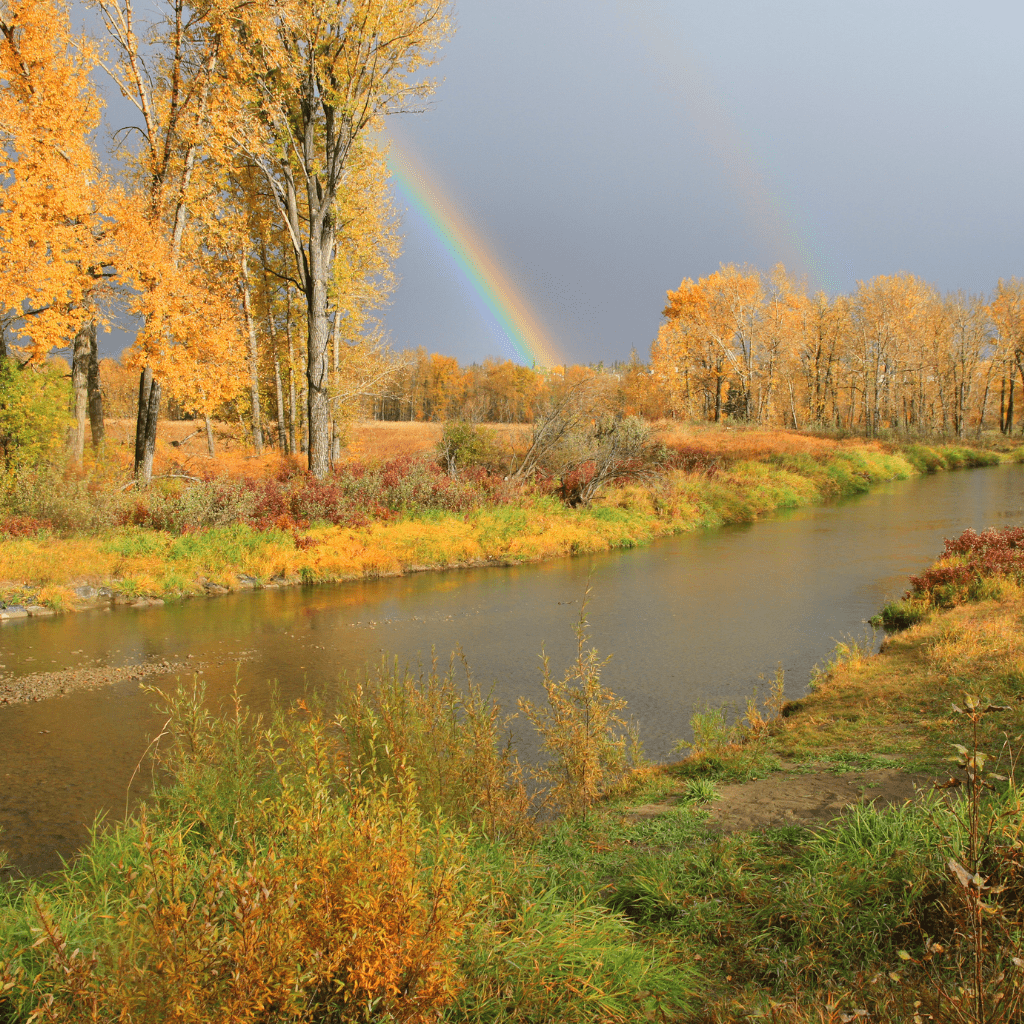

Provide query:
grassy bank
left=0, top=426, right=1010, bottom=613
left=3, top=529, right=1024, bottom=1021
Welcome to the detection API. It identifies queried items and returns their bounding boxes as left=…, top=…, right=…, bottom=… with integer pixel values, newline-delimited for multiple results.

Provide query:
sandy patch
left=627, top=766, right=936, bottom=833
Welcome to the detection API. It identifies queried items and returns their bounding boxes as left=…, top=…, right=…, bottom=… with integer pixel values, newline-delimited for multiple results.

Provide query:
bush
left=519, top=597, right=644, bottom=818
left=122, top=456, right=513, bottom=535
left=3, top=684, right=475, bottom=1023
left=908, top=527, right=1024, bottom=608
left=0, top=358, right=71, bottom=474
left=1, top=462, right=129, bottom=536
left=436, top=421, right=502, bottom=477
left=0, top=650, right=689, bottom=1023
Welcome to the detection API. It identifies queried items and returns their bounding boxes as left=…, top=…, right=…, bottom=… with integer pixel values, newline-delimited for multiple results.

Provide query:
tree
left=0, top=0, right=116, bottom=462
left=0, top=356, right=70, bottom=473
left=232, top=0, right=452, bottom=477
left=93, top=0, right=243, bottom=481
left=654, top=265, right=763, bottom=422
left=850, top=273, right=929, bottom=436
left=989, top=279, right=1024, bottom=434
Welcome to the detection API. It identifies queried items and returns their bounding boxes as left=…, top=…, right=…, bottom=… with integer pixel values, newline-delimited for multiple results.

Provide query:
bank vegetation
left=0, top=407, right=1010, bottom=612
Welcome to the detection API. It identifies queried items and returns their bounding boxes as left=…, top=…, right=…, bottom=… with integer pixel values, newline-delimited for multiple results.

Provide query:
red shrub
left=909, top=528, right=1024, bottom=607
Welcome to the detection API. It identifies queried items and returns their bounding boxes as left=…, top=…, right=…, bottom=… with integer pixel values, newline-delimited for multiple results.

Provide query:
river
left=3, top=463, right=1024, bottom=876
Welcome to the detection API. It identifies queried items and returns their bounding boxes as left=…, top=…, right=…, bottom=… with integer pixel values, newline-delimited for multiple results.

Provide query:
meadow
left=0, top=419, right=1011, bottom=614
left=2, top=528, right=1024, bottom=1021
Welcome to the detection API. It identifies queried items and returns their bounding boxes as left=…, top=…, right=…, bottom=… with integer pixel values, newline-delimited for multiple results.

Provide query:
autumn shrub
left=119, top=455, right=512, bottom=535
left=344, top=454, right=490, bottom=515
left=2, top=684, right=475, bottom=1023
left=336, top=652, right=536, bottom=844
left=547, top=416, right=664, bottom=507
left=907, top=527, right=1024, bottom=609
left=436, top=421, right=503, bottom=477
left=0, top=461, right=130, bottom=536
left=0, top=358, right=70, bottom=475
left=0, top=658, right=694, bottom=1023
left=519, top=597, right=645, bottom=819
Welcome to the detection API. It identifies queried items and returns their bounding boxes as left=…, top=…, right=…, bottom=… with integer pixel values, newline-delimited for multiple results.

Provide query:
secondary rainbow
left=386, top=141, right=561, bottom=368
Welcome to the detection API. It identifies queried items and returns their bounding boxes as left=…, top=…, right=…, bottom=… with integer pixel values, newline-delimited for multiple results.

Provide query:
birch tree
left=232, top=0, right=452, bottom=477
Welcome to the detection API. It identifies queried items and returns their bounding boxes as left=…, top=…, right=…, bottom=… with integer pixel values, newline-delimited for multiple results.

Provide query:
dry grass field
left=99, top=418, right=532, bottom=481
left=100, top=418, right=880, bottom=483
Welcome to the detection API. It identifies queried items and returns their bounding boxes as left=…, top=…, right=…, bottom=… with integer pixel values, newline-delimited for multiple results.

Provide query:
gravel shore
left=0, top=658, right=187, bottom=706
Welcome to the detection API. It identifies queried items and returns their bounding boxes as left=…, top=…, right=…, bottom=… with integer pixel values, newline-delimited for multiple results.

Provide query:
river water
left=3, top=463, right=1024, bottom=876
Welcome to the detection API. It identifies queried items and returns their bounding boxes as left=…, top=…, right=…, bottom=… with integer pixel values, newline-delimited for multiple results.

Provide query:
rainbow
left=385, top=140, right=561, bottom=368
left=613, top=1, right=835, bottom=295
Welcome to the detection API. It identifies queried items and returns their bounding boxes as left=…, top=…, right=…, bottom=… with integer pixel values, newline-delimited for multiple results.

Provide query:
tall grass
left=0, top=626, right=691, bottom=1023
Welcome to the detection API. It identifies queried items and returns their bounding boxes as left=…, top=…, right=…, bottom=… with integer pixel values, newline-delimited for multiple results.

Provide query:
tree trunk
left=305, top=266, right=332, bottom=478
left=331, top=310, right=342, bottom=461
left=288, top=340, right=298, bottom=456
left=299, top=347, right=309, bottom=453
left=86, top=322, right=104, bottom=449
left=332, top=420, right=342, bottom=465
left=139, top=379, right=161, bottom=486
left=240, top=252, right=264, bottom=454
left=134, top=367, right=153, bottom=476
left=274, top=353, right=288, bottom=452
left=977, top=380, right=990, bottom=436
left=204, top=414, right=216, bottom=455
left=70, top=321, right=91, bottom=465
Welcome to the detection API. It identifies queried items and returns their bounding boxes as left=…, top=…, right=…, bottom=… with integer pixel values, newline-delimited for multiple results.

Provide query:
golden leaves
left=0, top=0, right=113, bottom=359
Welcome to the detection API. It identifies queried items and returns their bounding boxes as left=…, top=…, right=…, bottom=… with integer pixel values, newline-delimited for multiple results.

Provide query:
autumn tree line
left=648, top=264, right=1024, bottom=439
left=1, top=0, right=449, bottom=481
left=68, top=262, right=1024, bottom=454
left=4, top=1, right=1023, bottom=495
left=338, top=266, right=1024, bottom=441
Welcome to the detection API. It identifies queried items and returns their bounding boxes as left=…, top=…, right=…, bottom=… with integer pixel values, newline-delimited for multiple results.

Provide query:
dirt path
left=628, top=765, right=937, bottom=833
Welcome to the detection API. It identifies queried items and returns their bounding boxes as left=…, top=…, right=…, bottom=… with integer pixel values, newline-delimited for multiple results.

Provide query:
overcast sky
left=382, top=0, right=1024, bottom=366
left=81, top=1, right=1024, bottom=366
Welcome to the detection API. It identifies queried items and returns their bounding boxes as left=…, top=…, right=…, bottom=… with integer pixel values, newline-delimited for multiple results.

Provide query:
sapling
left=896, top=695, right=1024, bottom=1024
left=520, top=587, right=641, bottom=820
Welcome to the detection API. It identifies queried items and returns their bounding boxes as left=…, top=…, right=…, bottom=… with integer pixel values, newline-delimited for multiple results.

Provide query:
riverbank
left=2, top=530, right=1024, bottom=1020
left=0, top=428, right=1010, bottom=616
left=594, top=526, right=1024, bottom=1020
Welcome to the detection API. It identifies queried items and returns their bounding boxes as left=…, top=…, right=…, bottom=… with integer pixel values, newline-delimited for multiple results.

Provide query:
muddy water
left=3, top=464, right=1024, bottom=875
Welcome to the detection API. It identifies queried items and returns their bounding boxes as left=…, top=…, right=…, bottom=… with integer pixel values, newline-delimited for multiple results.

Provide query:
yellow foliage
left=0, top=0, right=116, bottom=358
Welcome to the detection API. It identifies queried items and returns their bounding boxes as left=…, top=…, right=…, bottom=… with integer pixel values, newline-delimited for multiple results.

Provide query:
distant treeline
left=371, top=267, right=1024, bottom=438
left=96, top=266, right=1024, bottom=441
